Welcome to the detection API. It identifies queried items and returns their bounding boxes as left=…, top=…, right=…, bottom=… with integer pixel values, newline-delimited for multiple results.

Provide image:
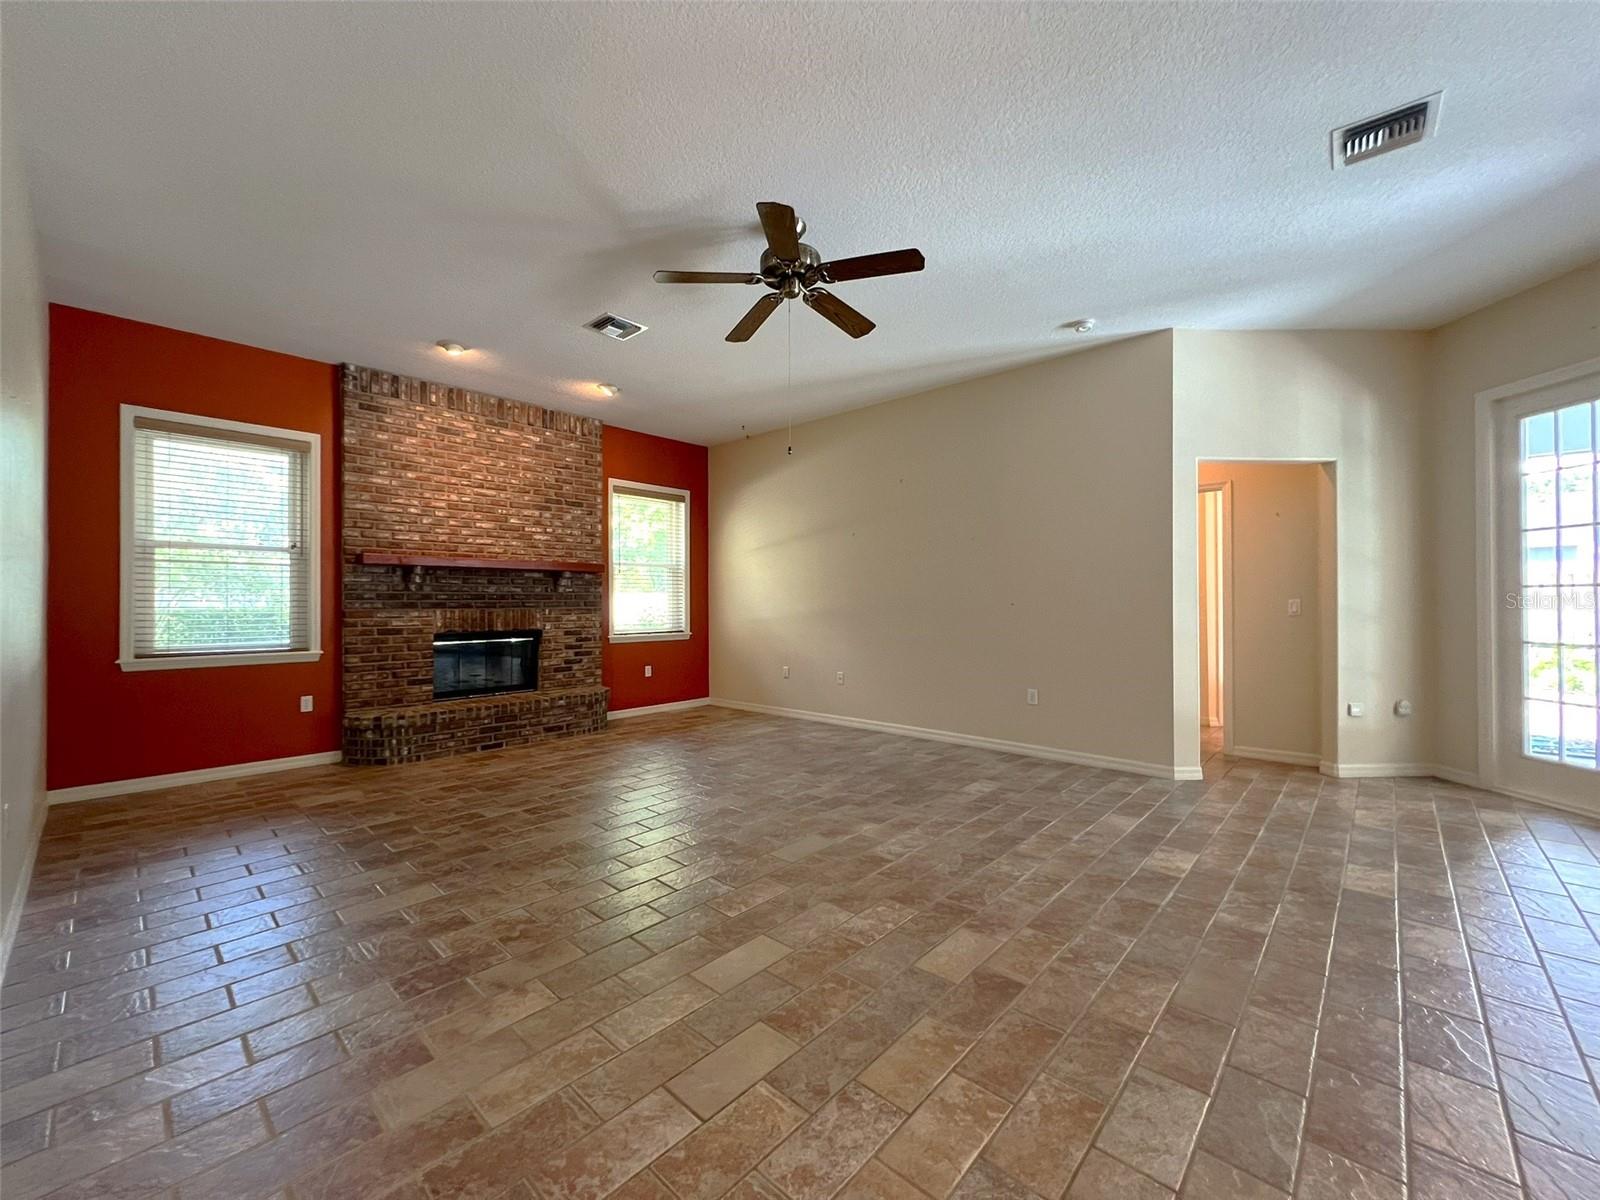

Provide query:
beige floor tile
left=599, top=976, right=720, bottom=1049
left=761, top=1082, right=906, bottom=1200
left=575, top=1023, right=716, bottom=1119
left=982, top=1073, right=1101, bottom=1197
left=372, top=1026, right=528, bottom=1129
left=1091, top=1068, right=1207, bottom=1189
left=471, top=1028, right=618, bottom=1126
left=693, top=938, right=793, bottom=994
left=652, top=1082, right=805, bottom=1200
left=878, top=1074, right=1010, bottom=1198
left=836, top=1160, right=926, bottom=1200
left=525, top=1089, right=700, bottom=1200
left=857, top=1016, right=974, bottom=1112
left=666, top=1023, right=798, bottom=1118
left=1065, top=1150, right=1172, bottom=1199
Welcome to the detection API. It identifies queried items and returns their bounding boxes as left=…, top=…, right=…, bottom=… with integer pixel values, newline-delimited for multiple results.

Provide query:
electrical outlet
left=836, top=671, right=845, bottom=685
left=644, top=665, right=653, bottom=678
left=782, top=665, right=790, bottom=678
left=299, top=695, right=314, bottom=713
left=1346, top=702, right=1364, bottom=718
left=1026, top=688, right=1039, bottom=706
left=1287, top=598, right=1302, bottom=616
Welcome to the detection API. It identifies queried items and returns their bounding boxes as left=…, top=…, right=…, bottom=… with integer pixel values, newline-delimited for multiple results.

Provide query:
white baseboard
left=1318, top=761, right=1439, bottom=779
left=1232, top=745, right=1321, bottom=767
left=0, top=800, right=47, bottom=984
left=1429, top=765, right=1482, bottom=789
left=606, top=698, right=712, bottom=720
left=1426, top=766, right=1595, bottom=821
left=1310, top=761, right=1597, bottom=821
left=710, top=699, right=1195, bottom=781
left=47, top=750, right=345, bottom=806
left=1460, top=778, right=1599, bottom=821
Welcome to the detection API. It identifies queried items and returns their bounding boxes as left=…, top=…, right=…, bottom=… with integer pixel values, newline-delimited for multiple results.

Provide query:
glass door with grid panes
left=1494, top=385, right=1599, bottom=810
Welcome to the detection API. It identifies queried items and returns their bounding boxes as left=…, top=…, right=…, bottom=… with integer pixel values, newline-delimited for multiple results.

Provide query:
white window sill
left=118, top=650, right=323, bottom=672
left=608, top=631, right=693, bottom=644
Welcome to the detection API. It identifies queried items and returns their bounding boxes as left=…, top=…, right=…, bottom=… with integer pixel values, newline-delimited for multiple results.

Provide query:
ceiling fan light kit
left=653, top=201, right=925, bottom=342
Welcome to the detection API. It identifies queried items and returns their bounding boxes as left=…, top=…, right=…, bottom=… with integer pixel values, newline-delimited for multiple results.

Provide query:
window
left=120, top=406, right=321, bottom=670
left=1516, top=399, right=1597, bottom=770
left=1483, top=359, right=1600, bottom=815
left=608, top=479, right=690, bottom=641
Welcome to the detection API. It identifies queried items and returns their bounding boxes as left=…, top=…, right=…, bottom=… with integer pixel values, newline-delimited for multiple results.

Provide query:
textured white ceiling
left=6, top=2, right=1599, bottom=443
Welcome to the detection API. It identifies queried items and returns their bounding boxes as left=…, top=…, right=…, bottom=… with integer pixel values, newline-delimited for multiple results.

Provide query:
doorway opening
left=1196, top=461, right=1332, bottom=771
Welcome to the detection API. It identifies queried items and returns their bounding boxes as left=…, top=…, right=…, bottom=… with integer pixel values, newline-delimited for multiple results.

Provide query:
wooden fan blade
left=726, top=293, right=783, bottom=342
left=803, top=289, right=875, bottom=338
left=757, top=202, right=802, bottom=260
left=653, top=270, right=763, bottom=284
left=816, top=248, right=925, bottom=283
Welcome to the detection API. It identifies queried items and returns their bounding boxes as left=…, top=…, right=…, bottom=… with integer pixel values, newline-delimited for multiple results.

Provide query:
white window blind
left=127, top=413, right=314, bottom=659
left=609, top=482, right=689, bottom=638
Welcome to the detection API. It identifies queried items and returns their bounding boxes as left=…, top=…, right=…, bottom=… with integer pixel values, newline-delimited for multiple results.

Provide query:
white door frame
left=1198, top=482, right=1232, bottom=743
left=1474, top=355, right=1600, bottom=816
left=1193, top=460, right=1335, bottom=770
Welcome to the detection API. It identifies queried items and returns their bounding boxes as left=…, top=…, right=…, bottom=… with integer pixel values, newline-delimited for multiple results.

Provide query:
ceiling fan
left=653, top=202, right=925, bottom=342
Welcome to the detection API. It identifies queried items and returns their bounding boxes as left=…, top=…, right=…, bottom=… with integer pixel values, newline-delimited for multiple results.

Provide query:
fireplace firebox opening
left=433, top=628, right=541, bottom=699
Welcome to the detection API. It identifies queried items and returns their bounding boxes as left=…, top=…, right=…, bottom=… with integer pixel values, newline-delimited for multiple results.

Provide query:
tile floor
left=4, top=707, right=1600, bottom=1200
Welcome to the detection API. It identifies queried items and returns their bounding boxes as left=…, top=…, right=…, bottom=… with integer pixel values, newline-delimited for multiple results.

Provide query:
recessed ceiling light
left=1060, top=319, right=1095, bottom=334
left=435, top=341, right=470, bottom=356
left=595, top=383, right=621, bottom=397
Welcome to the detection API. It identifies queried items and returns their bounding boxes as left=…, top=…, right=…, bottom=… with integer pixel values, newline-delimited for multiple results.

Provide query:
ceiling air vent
left=1331, top=92, right=1441, bottom=168
left=585, top=312, right=648, bottom=341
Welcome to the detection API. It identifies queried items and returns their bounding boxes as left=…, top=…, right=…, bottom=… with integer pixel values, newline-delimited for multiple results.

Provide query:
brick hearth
left=340, top=365, right=608, bottom=763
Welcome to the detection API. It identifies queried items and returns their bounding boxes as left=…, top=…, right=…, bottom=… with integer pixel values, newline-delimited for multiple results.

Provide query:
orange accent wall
left=46, top=306, right=341, bottom=789
left=601, top=425, right=710, bottom=710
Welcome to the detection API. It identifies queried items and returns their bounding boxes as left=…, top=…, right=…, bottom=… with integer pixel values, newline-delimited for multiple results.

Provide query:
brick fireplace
left=340, top=365, right=608, bottom=765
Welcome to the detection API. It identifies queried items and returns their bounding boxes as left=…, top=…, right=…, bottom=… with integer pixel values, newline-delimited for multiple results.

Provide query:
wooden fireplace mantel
left=357, top=552, right=604, bottom=574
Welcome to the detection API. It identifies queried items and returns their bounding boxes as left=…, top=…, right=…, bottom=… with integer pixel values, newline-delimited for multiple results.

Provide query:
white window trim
left=118, top=404, right=323, bottom=672
left=607, top=477, right=692, bottom=644
left=1474, top=356, right=1600, bottom=812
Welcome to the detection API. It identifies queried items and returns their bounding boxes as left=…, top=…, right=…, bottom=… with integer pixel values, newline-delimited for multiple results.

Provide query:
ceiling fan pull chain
left=787, top=300, right=794, bottom=456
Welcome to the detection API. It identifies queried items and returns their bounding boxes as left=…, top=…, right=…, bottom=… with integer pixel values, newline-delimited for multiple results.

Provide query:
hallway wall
left=1427, top=262, right=1600, bottom=780
left=1, top=64, right=50, bottom=971
left=1172, top=331, right=1432, bottom=776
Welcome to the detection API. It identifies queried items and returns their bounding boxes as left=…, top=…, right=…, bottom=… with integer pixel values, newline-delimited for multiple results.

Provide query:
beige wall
left=1427, top=263, right=1600, bottom=778
left=711, top=276, right=1590, bottom=788
left=1172, top=331, right=1432, bottom=775
left=710, top=332, right=1180, bottom=775
left=1197, top=462, right=1327, bottom=763
left=1, top=67, right=49, bottom=972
